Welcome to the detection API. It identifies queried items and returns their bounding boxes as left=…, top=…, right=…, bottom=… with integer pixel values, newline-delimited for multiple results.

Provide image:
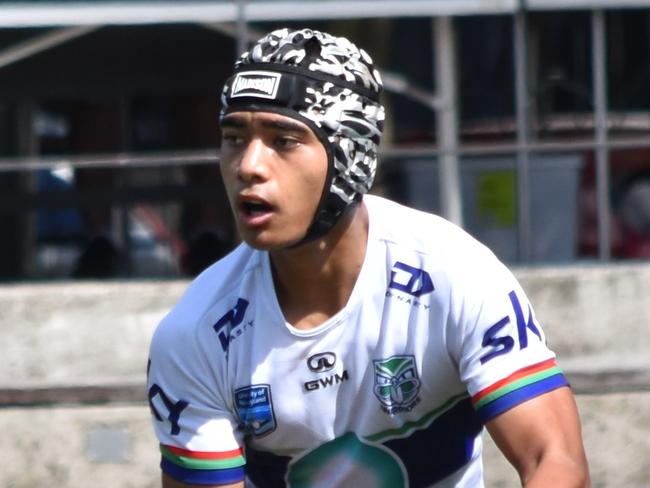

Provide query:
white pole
left=433, top=16, right=463, bottom=226
left=592, top=9, right=611, bottom=260
left=0, top=26, right=99, bottom=71
left=513, top=9, right=532, bottom=261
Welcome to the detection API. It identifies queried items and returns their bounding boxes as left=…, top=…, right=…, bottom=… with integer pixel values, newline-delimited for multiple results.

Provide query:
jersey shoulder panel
left=149, top=242, right=262, bottom=396
left=167, top=243, right=259, bottom=325
left=365, top=194, right=495, bottom=263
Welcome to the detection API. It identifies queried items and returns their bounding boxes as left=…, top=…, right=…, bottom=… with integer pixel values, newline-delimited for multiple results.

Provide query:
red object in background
left=578, top=148, right=650, bottom=258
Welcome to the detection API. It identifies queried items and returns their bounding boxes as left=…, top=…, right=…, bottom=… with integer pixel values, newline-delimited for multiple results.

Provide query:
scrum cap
left=220, top=28, right=385, bottom=243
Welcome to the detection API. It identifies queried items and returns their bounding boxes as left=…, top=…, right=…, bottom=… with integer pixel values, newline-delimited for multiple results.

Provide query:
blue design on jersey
left=235, top=384, right=277, bottom=437
left=388, top=261, right=434, bottom=297
left=213, top=298, right=250, bottom=352
left=509, top=291, right=542, bottom=349
left=162, top=458, right=245, bottom=485
left=148, top=383, right=189, bottom=436
left=480, top=316, right=514, bottom=364
left=245, top=445, right=291, bottom=488
left=243, top=398, right=483, bottom=488
left=382, top=397, right=483, bottom=487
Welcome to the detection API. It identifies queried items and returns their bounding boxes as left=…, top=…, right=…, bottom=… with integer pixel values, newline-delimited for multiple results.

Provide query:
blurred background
left=0, top=1, right=649, bottom=487
left=0, top=0, right=649, bottom=281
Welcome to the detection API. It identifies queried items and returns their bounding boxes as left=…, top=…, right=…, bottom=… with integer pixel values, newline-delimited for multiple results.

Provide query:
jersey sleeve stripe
left=472, top=364, right=564, bottom=410
left=471, top=358, right=558, bottom=405
left=161, top=457, right=245, bottom=485
left=163, top=444, right=244, bottom=460
left=472, top=373, right=569, bottom=423
left=161, top=444, right=245, bottom=470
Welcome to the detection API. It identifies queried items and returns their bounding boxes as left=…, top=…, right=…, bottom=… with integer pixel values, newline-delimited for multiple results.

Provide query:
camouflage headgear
left=220, top=28, right=385, bottom=243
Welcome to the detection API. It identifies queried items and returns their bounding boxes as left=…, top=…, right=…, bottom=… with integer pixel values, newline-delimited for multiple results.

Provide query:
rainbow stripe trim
left=160, top=444, right=246, bottom=484
left=471, top=359, right=568, bottom=423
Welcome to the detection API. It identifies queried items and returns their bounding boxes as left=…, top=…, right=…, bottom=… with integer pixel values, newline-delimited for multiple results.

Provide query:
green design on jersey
left=367, top=392, right=469, bottom=443
left=288, top=432, right=405, bottom=487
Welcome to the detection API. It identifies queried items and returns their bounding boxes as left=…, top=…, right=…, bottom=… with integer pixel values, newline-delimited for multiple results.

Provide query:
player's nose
left=237, top=138, right=270, bottom=183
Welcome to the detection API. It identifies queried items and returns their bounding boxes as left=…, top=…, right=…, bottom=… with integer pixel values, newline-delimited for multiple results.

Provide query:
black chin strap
left=289, top=198, right=358, bottom=249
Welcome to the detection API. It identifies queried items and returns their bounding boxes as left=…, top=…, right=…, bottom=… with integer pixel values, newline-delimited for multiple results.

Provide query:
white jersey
left=147, top=195, right=567, bottom=487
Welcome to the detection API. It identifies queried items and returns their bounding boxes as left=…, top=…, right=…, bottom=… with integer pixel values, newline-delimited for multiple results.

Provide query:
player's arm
left=149, top=312, right=247, bottom=487
left=485, top=386, right=590, bottom=487
left=162, top=472, right=244, bottom=488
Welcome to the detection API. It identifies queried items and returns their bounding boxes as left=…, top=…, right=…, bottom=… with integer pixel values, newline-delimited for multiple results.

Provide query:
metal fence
left=0, top=1, right=649, bottom=279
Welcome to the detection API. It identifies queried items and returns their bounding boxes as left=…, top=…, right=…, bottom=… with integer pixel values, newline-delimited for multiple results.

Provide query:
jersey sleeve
left=447, top=250, right=569, bottom=425
left=147, top=314, right=245, bottom=485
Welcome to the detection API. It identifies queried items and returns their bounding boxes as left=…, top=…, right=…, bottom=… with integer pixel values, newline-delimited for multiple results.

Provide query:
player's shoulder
left=152, top=243, right=260, bottom=350
left=365, top=194, right=496, bottom=265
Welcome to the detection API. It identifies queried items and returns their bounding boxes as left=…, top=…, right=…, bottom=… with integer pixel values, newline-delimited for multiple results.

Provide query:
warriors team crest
left=373, top=355, right=421, bottom=414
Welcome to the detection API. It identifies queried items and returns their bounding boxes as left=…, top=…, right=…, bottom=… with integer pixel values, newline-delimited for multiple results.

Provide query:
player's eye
left=274, top=136, right=299, bottom=150
left=223, top=133, right=245, bottom=147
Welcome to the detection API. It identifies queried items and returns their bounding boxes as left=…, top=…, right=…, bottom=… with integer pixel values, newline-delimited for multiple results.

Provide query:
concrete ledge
left=1, top=392, right=648, bottom=488
left=0, top=279, right=186, bottom=388
left=3, top=262, right=650, bottom=389
left=515, top=262, right=650, bottom=373
left=0, top=383, right=145, bottom=407
left=2, top=263, right=650, bottom=397
left=2, top=367, right=649, bottom=408
left=0, top=404, right=159, bottom=488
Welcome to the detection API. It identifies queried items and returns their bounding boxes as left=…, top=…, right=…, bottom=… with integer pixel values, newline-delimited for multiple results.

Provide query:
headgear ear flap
left=220, top=28, right=385, bottom=245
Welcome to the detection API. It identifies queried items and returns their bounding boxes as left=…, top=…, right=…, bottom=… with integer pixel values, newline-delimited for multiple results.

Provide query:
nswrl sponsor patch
left=234, top=384, right=277, bottom=437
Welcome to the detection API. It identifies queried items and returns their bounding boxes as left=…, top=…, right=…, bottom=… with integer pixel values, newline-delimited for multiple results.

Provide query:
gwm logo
left=388, top=261, right=434, bottom=297
left=373, top=355, right=421, bottom=415
left=231, top=71, right=281, bottom=99
left=307, top=352, right=337, bottom=373
left=304, top=352, right=349, bottom=392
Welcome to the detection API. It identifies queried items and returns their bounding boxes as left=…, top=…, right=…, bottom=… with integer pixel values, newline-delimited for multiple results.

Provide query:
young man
left=147, top=28, right=590, bottom=487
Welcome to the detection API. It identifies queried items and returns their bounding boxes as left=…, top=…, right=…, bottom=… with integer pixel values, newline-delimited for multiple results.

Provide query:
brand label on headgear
left=231, top=71, right=281, bottom=99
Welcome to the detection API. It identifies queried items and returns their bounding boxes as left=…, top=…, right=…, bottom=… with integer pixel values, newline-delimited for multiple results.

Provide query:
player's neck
left=269, top=202, right=369, bottom=330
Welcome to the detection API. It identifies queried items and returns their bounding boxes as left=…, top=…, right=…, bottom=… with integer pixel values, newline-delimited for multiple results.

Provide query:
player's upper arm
left=485, top=386, right=590, bottom=487
left=148, top=312, right=245, bottom=486
left=162, top=472, right=245, bottom=488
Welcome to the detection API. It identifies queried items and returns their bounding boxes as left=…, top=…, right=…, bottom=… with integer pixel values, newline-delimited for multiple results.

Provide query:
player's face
left=220, top=111, right=328, bottom=250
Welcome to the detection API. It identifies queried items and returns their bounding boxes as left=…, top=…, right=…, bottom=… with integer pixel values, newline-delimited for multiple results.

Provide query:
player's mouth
left=237, top=195, right=274, bottom=227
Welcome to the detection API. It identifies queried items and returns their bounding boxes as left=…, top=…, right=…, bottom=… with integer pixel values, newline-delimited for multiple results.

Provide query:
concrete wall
left=1, top=393, right=648, bottom=488
left=2, top=262, right=650, bottom=487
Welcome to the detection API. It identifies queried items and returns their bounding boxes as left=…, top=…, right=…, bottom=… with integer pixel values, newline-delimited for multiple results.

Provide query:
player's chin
left=238, top=227, right=303, bottom=251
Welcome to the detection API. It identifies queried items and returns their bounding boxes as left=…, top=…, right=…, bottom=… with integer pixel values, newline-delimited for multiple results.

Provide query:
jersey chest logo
left=388, top=261, right=434, bottom=297
left=304, top=352, right=350, bottom=392
left=373, top=355, right=421, bottom=415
